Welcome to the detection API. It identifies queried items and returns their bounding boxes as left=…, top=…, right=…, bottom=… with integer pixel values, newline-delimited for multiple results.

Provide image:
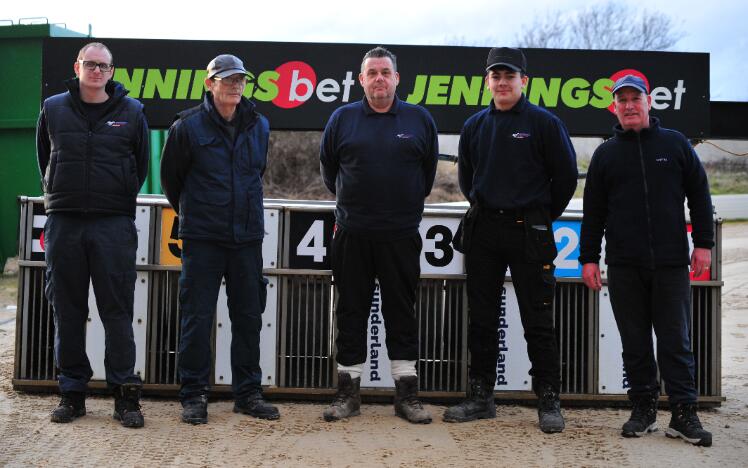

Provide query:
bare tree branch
left=516, top=1, right=684, bottom=51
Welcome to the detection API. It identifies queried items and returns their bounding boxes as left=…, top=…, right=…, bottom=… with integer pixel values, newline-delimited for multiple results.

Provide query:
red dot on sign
left=40, top=231, right=45, bottom=251
left=272, top=61, right=317, bottom=109
left=607, top=68, right=649, bottom=114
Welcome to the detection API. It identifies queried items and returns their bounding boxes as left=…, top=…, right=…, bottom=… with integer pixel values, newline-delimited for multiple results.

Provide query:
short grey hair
left=360, top=46, right=397, bottom=73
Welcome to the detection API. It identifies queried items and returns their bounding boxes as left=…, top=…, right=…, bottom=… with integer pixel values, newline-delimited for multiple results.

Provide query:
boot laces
left=59, top=394, right=81, bottom=408
left=630, top=397, right=653, bottom=422
left=679, top=404, right=702, bottom=429
left=539, top=389, right=559, bottom=412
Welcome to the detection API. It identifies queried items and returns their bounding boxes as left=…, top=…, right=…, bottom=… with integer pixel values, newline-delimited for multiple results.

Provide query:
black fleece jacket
left=579, top=117, right=714, bottom=268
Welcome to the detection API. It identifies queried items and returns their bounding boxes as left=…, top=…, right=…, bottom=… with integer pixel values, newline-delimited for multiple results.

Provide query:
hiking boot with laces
left=394, top=375, right=432, bottom=424
left=622, top=391, right=658, bottom=437
left=50, top=392, right=86, bottom=423
left=234, top=392, right=280, bottom=420
left=323, top=372, right=361, bottom=421
left=113, top=384, right=144, bottom=428
left=181, top=394, right=208, bottom=425
left=665, top=403, right=712, bottom=447
left=537, top=383, right=565, bottom=433
left=443, top=377, right=496, bottom=422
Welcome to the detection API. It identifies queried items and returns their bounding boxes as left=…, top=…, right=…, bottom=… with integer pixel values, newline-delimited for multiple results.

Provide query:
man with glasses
left=36, top=42, right=148, bottom=428
left=161, top=54, right=279, bottom=425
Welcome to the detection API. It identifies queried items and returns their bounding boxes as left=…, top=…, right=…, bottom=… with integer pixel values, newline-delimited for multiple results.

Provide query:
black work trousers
left=607, top=265, right=698, bottom=403
left=44, top=213, right=142, bottom=393
left=331, top=227, right=421, bottom=366
left=465, top=210, right=561, bottom=392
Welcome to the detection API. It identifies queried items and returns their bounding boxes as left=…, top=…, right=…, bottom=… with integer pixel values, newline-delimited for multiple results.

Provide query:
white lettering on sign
left=296, top=219, right=326, bottom=263
left=554, top=226, right=579, bottom=270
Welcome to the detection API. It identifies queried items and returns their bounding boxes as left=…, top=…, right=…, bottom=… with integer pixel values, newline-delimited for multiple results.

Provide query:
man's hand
left=582, top=263, right=602, bottom=291
left=690, top=247, right=712, bottom=278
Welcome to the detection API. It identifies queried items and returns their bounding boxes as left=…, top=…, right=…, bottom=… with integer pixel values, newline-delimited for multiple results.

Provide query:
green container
left=0, top=24, right=165, bottom=269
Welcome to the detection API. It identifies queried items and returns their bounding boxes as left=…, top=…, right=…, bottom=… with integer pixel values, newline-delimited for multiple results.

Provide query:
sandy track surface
left=1, top=224, right=747, bottom=467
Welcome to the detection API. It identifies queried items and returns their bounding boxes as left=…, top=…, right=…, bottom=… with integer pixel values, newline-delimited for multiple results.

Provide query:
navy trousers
left=177, top=239, right=266, bottom=400
left=44, top=213, right=142, bottom=393
left=331, top=227, right=421, bottom=366
left=607, top=265, right=698, bottom=403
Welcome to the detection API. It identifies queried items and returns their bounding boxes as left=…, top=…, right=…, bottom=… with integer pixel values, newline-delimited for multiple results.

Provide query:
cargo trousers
left=463, top=207, right=562, bottom=392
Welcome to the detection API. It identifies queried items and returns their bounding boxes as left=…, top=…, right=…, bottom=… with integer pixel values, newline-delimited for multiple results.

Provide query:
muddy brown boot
left=394, top=376, right=432, bottom=424
left=323, top=372, right=361, bottom=421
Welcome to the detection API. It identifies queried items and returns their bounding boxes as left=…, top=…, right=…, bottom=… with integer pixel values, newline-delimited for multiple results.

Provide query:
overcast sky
left=4, top=0, right=746, bottom=101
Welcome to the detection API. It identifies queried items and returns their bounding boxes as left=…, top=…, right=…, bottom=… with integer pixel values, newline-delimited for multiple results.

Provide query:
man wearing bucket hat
left=444, top=47, right=577, bottom=433
left=579, top=74, right=713, bottom=446
left=161, top=54, right=279, bottom=425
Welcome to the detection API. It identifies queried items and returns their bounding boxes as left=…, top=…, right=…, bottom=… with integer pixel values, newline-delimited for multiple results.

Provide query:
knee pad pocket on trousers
left=533, top=270, right=556, bottom=308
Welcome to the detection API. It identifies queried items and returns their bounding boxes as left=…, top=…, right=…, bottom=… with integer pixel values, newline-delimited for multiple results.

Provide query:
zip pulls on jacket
left=636, top=133, right=656, bottom=269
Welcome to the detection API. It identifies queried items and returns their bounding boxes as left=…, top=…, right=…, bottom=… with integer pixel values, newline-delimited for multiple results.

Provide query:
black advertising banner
left=42, top=38, right=710, bottom=137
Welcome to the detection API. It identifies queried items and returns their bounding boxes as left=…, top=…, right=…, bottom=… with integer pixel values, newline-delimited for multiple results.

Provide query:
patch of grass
left=704, top=166, right=748, bottom=195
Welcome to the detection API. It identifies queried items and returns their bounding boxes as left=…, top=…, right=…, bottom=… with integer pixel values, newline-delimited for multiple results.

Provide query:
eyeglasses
left=214, top=75, right=249, bottom=86
left=78, top=60, right=113, bottom=72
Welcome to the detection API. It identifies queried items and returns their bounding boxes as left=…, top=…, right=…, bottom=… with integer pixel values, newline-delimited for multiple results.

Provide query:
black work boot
left=234, top=391, right=280, bottom=420
left=536, top=383, right=565, bottom=433
left=181, top=394, right=208, bottom=425
left=443, top=377, right=496, bottom=422
left=50, top=392, right=86, bottom=423
left=394, top=375, right=432, bottom=424
left=323, top=372, right=361, bottom=422
left=113, top=384, right=145, bottom=428
left=622, top=391, right=658, bottom=437
left=665, top=402, right=712, bottom=447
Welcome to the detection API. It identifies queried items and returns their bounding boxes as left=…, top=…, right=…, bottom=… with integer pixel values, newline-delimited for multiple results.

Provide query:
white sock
left=337, top=363, right=363, bottom=380
left=391, top=360, right=417, bottom=381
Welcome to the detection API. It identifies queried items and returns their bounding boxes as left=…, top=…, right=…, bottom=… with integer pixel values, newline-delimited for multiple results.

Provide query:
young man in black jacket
left=444, top=47, right=577, bottom=433
left=36, top=42, right=148, bottom=428
left=580, top=74, right=713, bottom=447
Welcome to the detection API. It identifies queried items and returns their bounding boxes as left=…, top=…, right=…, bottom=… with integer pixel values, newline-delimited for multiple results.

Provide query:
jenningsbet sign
left=42, top=38, right=709, bottom=137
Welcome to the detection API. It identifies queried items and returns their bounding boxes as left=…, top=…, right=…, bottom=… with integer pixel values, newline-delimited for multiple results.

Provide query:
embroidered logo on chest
left=397, top=133, right=413, bottom=139
left=655, top=156, right=669, bottom=163
left=512, top=132, right=531, bottom=139
left=106, top=121, right=128, bottom=127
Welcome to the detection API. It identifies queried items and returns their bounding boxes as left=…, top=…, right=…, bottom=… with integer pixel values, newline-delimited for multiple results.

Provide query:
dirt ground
left=1, top=224, right=747, bottom=467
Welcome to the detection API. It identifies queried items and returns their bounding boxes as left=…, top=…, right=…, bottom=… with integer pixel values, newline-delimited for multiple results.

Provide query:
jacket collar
left=362, top=95, right=401, bottom=115
left=64, top=78, right=127, bottom=115
left=203, top=92, right=258, bottom=130
left=613, top=116, right=661, bottom=139
left=489, top=94, right=527, bottom=114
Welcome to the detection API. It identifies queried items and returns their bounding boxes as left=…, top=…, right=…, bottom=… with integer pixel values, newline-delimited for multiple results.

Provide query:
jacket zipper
left=636, top=135, right=656, bottom=269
